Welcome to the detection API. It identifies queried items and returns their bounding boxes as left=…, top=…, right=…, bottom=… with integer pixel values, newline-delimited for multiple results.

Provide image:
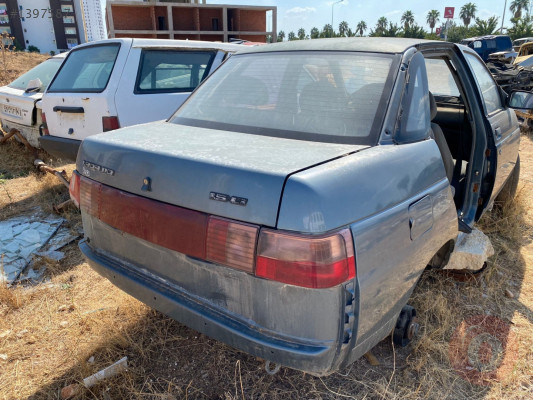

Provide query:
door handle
left=53, top=106, right=84, bottom=113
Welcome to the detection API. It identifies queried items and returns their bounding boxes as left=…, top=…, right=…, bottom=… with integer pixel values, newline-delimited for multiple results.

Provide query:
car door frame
left=457, top=46, right=520, bottom=216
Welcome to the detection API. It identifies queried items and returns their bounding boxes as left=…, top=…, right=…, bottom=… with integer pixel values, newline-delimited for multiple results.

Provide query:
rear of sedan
left=73, top=41, right=406, bottom=375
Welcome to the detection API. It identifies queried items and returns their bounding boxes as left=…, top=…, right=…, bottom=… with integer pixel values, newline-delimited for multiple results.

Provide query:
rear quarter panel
left=278, top=139, right=458, bottom=346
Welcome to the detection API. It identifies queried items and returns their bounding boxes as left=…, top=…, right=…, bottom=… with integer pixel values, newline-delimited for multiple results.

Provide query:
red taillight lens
left=69, top=170, right=81, bottom=208
left=102, top=116, right=120, bottom=132
left=41, top=112, right=49, bottom=135
left=256, top=229, right=356, bottom=289
left=206, top=216, right=258, bottom=273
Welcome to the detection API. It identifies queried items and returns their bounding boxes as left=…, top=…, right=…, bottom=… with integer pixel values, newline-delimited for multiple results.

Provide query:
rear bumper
left=38, top=135, right=80, bottom=161
left=0, top=119, right=40, bottom=148
left=80, top=239, right=345, bottom=375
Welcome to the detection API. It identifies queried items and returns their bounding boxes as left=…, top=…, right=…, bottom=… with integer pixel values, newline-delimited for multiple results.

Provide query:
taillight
left=256, top=228, right=355, bottom=289
left=41, top=112, right=49, bottom=135
left=102, top=116, right=120, bottom=132
left=69, top=170, right=81, bottom=208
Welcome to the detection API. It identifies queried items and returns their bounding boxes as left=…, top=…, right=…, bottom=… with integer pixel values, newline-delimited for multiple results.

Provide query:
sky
left=206, top=0, right=522, bottom=36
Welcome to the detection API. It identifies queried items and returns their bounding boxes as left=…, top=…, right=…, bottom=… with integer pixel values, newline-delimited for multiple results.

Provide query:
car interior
left=424, top=56, right=474, bottom=208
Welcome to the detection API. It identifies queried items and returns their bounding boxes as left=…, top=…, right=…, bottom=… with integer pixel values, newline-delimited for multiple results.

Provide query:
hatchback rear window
left=48, top=44, right=120, bottom=93
left=135, top=50, right=215, bottom=93
left=8, top=57, right=64, bottom=92
left=172, top=51, right=397, bottom=145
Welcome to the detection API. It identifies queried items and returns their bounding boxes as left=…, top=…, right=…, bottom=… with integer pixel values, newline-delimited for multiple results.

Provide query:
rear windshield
left=8, top=57, right=64, bottom=92
left=47, top=43, right=120, bottom=93
left=135, top=50, right=216, bottom=93
left=171, top=51, right=397, bottom=145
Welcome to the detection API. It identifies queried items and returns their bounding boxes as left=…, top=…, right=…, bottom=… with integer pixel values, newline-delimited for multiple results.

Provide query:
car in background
left=512, top=36, right=533, bottom=51
left=460, top=35, right=513, bottom=62
left=39, top=38, right=244, bottom=160
left=514, top=41, right=533, bottom=64
left=71, top=38, right=523, bottom=375
left=0, top=52, right=67, bottom=148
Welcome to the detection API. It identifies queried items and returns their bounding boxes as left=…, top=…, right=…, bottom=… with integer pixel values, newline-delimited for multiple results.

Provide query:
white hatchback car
left=39, top=38, right=244, bottom=160
left=0, top=53, right=67, bottom=148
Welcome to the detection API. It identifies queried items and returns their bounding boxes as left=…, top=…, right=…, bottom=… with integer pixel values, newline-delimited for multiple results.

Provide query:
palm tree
left=288, top=31, right=296, bottom=41
left=277, top=30, right=285, bottom=42
left=310, top=27, right=320, bottom=39
left=510, top=0, right=530, bottom=19
left=473, top=16, right=499, bottom=35
left=401, top=10, right=415, bottom=30
left=356, top=20, right=367, bottom=36
left=426, top=10, right=440, bottom=34
left=459, top=3, right=477, bottom=29
left=376, top=17, right=388, bottom=35
left=322, top=24, right=334, bottom=38
left=297, top=28, right=306, bottom=40
left=339, top=21, right=349, bottom=37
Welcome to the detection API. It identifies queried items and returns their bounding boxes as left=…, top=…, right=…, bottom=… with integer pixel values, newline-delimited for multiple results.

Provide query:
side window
left=425, top=58, right=460, bottom=97
left=395, top=52, right=430, bottom=143
left=136, top=50, right=215, bottom=94
left=464, top=52, right=502, bottom=114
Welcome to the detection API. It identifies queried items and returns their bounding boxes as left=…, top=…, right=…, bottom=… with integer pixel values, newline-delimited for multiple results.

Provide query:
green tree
left=426, top=10, right=440, bottom=34
left=297, top=28, right=306, bottom=40
left=339, top=20, right=349, bottom=37
left=288, top=31, right=297, bottom=41
left=277, top=30, right=285, bottom=42
left=510, top=0, right=530, bottom=19
left=507, top=16, right=533, bottom=39
left=460, top=3, right=477, bottom=29
left=356, top=20, right=367, bottom=36
left=445, top=21, right=473, bottom=42
left=473, top=16, right=499, bottom=35
left=310, top=27, right=320, bottom=39
left=403, top=24, right=426, bottom=39
left=321, top=24, right=334, bottom=38
left=374, top=17, right=388, bottom=36
left=401, top=10, right=415, bottom=30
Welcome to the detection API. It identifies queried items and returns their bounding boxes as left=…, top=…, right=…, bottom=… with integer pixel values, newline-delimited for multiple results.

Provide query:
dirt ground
left=0, top=54, right=532, bottom=399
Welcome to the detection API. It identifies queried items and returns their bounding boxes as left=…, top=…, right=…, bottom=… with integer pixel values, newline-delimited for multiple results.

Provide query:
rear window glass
left=172, top=51, right=396, bottom=145
left=8, top=57, right=64, bottom=92
left=135, top=50, right=215, bottom=93
left=48, top=44, right=120, bottom=93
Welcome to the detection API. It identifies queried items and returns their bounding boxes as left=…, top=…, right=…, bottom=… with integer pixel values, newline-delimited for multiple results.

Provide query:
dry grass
left=0, top=55, right=532, bottom=400
left=0, top=49, right=47, bottom=87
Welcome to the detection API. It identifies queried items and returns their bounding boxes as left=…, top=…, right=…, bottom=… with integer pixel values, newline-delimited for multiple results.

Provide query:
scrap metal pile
left=486, top=59, right=533, bottom=94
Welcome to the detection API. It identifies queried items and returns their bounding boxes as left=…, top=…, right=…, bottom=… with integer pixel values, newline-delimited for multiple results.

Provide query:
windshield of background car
left=8, top=58, right=64, bottom=93
left=171, top=51, right=397, bottom=145
left=47, top=43, right=120, bottom=93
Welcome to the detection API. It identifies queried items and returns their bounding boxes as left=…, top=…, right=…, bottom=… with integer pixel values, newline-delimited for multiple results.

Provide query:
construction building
left=106, top=0, right=277, bottom=43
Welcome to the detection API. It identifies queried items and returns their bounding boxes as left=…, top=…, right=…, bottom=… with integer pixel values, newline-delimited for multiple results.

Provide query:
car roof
left=237, top=37, right=442, bottom=55
left=73, top=38, right=246, bottom=52
left=462, top=35, right=511, bottom=42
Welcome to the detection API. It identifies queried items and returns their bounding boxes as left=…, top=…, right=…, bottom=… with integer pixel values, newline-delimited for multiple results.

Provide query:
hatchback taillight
left=41, top=112, right=49, bottom=135
left=255, top=229, right=356, bottom=289
left=69, top=170, right=81, bottom=208
left=102, top=116, right=120, bottom=132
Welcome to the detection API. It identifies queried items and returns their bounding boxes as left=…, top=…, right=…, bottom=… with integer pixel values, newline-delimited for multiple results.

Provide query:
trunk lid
left=42, top=40, right=128, bottom=140
left=77, top=121, right=368, bottom=227
left=0, top=86, right=40, bottom=127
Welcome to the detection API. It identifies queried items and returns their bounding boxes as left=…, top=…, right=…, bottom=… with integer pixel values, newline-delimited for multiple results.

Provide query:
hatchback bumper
left=38, top=135, right=80, bottom=161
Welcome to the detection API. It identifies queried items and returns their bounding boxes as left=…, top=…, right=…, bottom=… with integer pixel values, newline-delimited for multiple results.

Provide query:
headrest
left=429, top=91, right=437, bottom=121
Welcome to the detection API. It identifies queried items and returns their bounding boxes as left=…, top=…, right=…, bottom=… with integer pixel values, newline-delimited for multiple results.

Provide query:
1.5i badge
left=209, top=192, right=248, bottom=206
